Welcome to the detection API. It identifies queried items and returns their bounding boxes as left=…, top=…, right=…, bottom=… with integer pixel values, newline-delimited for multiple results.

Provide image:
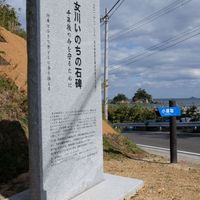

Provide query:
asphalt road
left=123, top=131, right=200, bottom=154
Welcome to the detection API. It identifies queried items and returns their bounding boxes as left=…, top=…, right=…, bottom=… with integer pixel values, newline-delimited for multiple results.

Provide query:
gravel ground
left=104, top=154, right=200, bottom=200
left=1, top=154, right=200, bottom=200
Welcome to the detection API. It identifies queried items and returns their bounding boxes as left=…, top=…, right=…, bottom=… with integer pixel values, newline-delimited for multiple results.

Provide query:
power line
left=107, top=0, right=122, bottom=17
left=110, top=32, right=200, bottom=73
left=109, top=0, right=192, bottom=41
left=112, top=25, right=200, bottom=65
left=101, top=0, right=125, bottom=26
left=101, top=0, right=125, bottom=21
left=110, top=0, right=191, bottom=40
left=109, top=0, right=125, bottom=19
left=109, top=26, right=200, bottom=73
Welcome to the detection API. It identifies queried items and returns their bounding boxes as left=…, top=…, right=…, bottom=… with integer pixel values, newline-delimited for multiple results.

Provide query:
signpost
left=158, top=106, right=181, bottom=117
left=157, top=101, right=181, bottom=163
left=169, top=100, right=178, bottom=163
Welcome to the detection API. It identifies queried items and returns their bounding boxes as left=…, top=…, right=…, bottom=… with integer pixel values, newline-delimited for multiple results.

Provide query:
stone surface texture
left=7, top=174, right=144, bottom=200
left=27, top=0, right=103, bottom=199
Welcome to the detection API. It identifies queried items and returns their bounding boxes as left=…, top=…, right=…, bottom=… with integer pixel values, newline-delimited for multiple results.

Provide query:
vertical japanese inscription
left=93, top=3, right=97, bottom=89
left=66, top=1, right=83, bottom=89
left=74, top=1, right=82, bottom=89
left=46, top=13, right=51, bottom=91
left=66, top=9, right=73, bottom=88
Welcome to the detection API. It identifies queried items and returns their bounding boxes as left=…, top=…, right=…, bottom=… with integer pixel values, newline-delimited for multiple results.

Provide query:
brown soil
left=102, top=120, right=118, bottom=135
left=105, top=155, right=200, bottom=200
left=0, top=27, right=27, bottom=91
left=1, top=154, right=200, bottom=200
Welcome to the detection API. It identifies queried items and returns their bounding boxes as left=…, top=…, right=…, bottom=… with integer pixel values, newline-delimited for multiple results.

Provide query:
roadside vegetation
left=108, top=104, right=156, bottom=123
left=109, top=88, right=200, bottom=123
left=0, top=75, right=28, bottom=186
left=108, top=89, right=156, bottom=123
left=0, top=0, right=26, bottom=39
left=0, top=75, right=28, bottom=131
left=103, top=133, right=144, bottom=159
left=183, top=105, right=200, bottom=121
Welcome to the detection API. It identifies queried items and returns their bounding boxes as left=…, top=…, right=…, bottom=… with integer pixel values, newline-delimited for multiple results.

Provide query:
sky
left=6, top=0, right=26, bottom=29
left=7, top=0, right=200, bottom=99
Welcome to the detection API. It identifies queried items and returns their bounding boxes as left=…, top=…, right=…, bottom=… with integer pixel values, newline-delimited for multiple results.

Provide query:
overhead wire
left=112, top=25, right=200, bottom=65
left=109, top=0, right=125, bottom=19
left=109, top=32, right=200, bottom=73
left=100, top=0, right=125, bottom=26
left=109, top=25, right=200, bottom=73
left=109, top=0, right=192, bottom=41
left=106, top=0, right=123, bottom=17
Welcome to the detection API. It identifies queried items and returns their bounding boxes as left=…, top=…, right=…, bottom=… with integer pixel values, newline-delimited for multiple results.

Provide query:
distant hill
left=0, top=27, right=27, bottom=91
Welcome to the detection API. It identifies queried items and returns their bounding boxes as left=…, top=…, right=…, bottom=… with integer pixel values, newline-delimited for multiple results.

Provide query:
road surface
left=123, top=131, right=200, bottom=154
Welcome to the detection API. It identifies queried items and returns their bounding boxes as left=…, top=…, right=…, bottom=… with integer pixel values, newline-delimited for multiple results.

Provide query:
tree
left=108, top=104, right=156, bottom=123
left=0, top=1, right=26, bottom=39
left=184, top=105, right=200, bottom=121
left=112, top=93, right=128, bottom=104
left=132, top=88, right=152, bottom=103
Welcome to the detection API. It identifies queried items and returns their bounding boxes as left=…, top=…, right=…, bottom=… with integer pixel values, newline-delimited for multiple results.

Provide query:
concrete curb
left=137, top=144, right=200, bottom=164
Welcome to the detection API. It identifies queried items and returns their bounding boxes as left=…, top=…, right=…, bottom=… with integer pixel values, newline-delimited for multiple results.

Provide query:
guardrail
left=113, top=121, right=200, bottom=128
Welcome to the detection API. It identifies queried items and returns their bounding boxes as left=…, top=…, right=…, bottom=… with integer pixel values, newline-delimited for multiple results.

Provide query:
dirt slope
left=0, top=27, right=27, bottom=91
left=102, top=120, right=117, bottom=135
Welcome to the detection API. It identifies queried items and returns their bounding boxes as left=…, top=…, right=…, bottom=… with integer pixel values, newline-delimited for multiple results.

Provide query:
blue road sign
left=158, top=107, right=181, bottom=117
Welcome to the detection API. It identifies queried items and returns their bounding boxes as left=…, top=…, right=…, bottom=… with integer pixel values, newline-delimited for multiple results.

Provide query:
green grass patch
left=0, top=75, right=17, bottom=91
left=103, top=134, right=144, bottom=160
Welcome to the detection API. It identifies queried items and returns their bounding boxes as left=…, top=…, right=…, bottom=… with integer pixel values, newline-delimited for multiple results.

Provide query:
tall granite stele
left=8, top=0, right=143, bottom=199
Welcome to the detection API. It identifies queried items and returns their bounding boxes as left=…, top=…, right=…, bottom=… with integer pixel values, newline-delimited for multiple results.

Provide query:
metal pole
left=103, top=8, right=109, bottom=120
left=169, top=100, right=177, bottom=163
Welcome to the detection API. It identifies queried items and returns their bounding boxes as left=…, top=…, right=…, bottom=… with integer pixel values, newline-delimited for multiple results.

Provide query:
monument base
left=7, top=174, right=144, bottom=200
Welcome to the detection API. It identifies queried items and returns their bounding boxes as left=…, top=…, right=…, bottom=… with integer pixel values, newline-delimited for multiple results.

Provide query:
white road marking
left=137, top=144, right=200, bottom=157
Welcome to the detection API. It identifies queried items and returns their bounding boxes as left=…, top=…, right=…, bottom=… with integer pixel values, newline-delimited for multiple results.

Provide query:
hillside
left=0, top=27, right=27, bottom=91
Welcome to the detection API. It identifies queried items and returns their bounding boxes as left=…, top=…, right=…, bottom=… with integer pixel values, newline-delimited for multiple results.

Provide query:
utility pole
left=102, top=0, right=124, bottom=120
left=103, top=8, right=109, bottom=120
left=169, top=100, right=178, bottom=163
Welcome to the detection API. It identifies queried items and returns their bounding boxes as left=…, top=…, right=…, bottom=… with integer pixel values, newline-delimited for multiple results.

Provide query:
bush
left=108, top=104, right=156, bottom=123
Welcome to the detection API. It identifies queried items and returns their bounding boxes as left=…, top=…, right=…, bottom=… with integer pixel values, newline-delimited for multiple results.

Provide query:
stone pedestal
left=7, top=174, right=144, bottom=200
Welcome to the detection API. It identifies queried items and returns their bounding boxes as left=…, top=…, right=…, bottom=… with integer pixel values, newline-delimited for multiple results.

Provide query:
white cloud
left=100, top=0, right=200, bottom=98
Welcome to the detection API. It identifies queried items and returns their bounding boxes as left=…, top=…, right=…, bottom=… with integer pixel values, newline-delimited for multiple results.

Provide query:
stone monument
left=8, top=0, right=143, bottom=199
